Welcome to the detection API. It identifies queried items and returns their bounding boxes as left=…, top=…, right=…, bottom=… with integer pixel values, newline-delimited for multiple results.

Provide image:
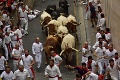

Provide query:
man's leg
left=4, top=45, right=9, bottom=60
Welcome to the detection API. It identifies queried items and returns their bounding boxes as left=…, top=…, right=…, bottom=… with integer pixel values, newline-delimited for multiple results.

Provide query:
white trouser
left=11, top=41, right=18, bottom=48
left=111, top=76, right=118, bottom=80
left=35, top=53, right=42, bottom=68
left=85, top=10, right=90, bottom=19
left=18, top=39, right=23, bottom=50
left=97, top=61, right=104, bottom=74
left=13, top=60, right=19, bottom=72
left=103, top=59, right=108, bottom=69
left=49, top=77, right=58, bottom=80
left=26, top=68, right=34, bottom=78
left=4, top=43, right=12, bottom=60
left=20, top=18, right=28, bottom=31
left=82, top=56, right=88, bottom=63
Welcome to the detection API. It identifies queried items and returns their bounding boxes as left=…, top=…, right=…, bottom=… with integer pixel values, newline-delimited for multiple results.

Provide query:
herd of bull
left=40, top=0, right=80, bottom=67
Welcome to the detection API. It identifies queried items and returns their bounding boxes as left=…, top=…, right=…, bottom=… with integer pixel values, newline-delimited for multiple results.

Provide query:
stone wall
left=100, top=0, right=120, bottom=53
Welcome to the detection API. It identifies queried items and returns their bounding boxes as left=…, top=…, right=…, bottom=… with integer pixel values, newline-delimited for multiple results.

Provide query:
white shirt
left=18, top=7, right=27, bottom=18
left=92, top=41, right=105, bottom=49
left=113, top=57, right=120, bottom=66
left=86, top=72, right=98, bottom=80
left=12, top=48, right=23, bottom=60
left=95, top=47, right=104, bottom=61
left=10, top=31, right=18, bottom=41
left=82, top=45, right=92, bottom=57
left=51, top=55, right=62, bottom=65
left=13, top=69, right=30, bottom=80
left=14, top=29, right=22, bottom=38
left=0, top=71, right=14, bottom=80
left=99, top=18, right=106, bottom=30
left=0, top=56, right=6, bottom=70
left=22, top=55, right=33, bottom=69
left=3, top=35, right=11, bottom=44
left=105, top=33, right=111, bottom=41
left=45, top=65, right=62, bottom=77
left=107, top=64, right=119, bottom=79
left=105, top=49, right=117, bottom=59
left=32, top=42, right=43, bottom=54
left=85, top=60, right=96, bottom=72
left=96, top=32, right=101, bottom=42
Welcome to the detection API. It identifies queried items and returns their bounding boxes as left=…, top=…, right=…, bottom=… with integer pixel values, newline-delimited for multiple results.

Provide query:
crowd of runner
left=0, top=0, right=119, bottom=80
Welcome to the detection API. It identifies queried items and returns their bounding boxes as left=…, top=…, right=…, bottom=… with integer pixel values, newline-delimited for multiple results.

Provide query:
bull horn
left=71, top=48, right=80, bottom=52
left=60, top=50, right=65, bottom=56
left=44, top=24, right=48, bottom=28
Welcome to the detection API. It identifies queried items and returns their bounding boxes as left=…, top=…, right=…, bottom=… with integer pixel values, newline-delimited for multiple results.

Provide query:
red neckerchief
left=22, top=8, right=25, bottom=12
left=84, top=46, right=88, bottom=49
left=54, top=53, right=57, bottom=57
left=115, top=56, right=118, bottom=60
left=25, top=54, right=29, bottom=57
left=87, top=61, right=92, bottom=69
left=14, top=47, right=19, bottom=50
left=50, top=64, right=54, bottom=68
left=105, top=32, right=110, bottom=34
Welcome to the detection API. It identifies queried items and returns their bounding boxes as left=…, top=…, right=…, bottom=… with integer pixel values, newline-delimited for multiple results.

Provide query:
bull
left=44, top=35, right=59, bottom=64
left=40, top=11, right=51, bottom=35
left=59, top=0, right=70, bottom=15
left=46, top=20, right=59, bottom=36
left=57, top=15, right=68, bottom=27
left=66, top=14, right=80, bottom=33
left=60, top=34, right=79, bottom=67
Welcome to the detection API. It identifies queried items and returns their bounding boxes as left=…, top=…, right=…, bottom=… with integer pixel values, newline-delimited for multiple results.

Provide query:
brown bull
left=41, top=16, right=51, bottom=30
left=44, top=35, right=59, bottom=64
left=47, top=24, right=57, bottom=36
left=66, top=21, right=80, bottom=33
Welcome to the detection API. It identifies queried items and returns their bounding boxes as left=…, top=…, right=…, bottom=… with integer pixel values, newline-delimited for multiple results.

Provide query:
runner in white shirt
left=106, top=59, right=120, bottom=80
left=112, top=52, right=120, bottom=79
left=18, top=4, right=28, bottom=35
left=82, top=42, right=92, bottom=63
left=10, top=28, right=18, bottom=48
left=50, top=50, right=63, bottom=67
left=102, top=42, right=109, bottom=69
left=14, top=27, right=23, bottom=49
left=105, top=28, right=111, bottom=43
left=32, top=37, right=43, bottom=68
left=96, top=28, right=101, bottom=42
left=22, top=49, right=35, bottom=80
left=105, top=44, right=117, bottom=60
left=85, top=56, right=97, bottom=72
left=94, top=42, right=104, bottom=74
left=99, top=13, right=106, bottom=30
left=0, top=53, right=7, bottom=74
left=82, top=71, right=104, bottom=80
left=13, top=65, right=30, bottom=80
left=12, top=43, right=23, bottom=71
left=93, top=38, right=105, bottom=50
left=3, top=32, right=12, bottom=60
left=0, top=66, right=14, bottom=80
left=45, top=59, right=62, bottom=80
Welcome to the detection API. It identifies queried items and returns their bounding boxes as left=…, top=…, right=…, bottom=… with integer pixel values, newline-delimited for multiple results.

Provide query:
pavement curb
left=77, top=4, right=87, bottom=65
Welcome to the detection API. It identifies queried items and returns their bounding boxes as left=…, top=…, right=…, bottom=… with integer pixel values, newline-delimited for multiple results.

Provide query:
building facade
left=100, top=0, right=120, bottom=53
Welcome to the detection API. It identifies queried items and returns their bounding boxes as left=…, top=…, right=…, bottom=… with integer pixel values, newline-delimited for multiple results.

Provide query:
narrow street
left=22, top=0, right=81, bottom=79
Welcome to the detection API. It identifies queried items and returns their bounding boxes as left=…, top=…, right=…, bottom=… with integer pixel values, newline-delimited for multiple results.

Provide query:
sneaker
left=25, top=31, right=28, bottom=35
